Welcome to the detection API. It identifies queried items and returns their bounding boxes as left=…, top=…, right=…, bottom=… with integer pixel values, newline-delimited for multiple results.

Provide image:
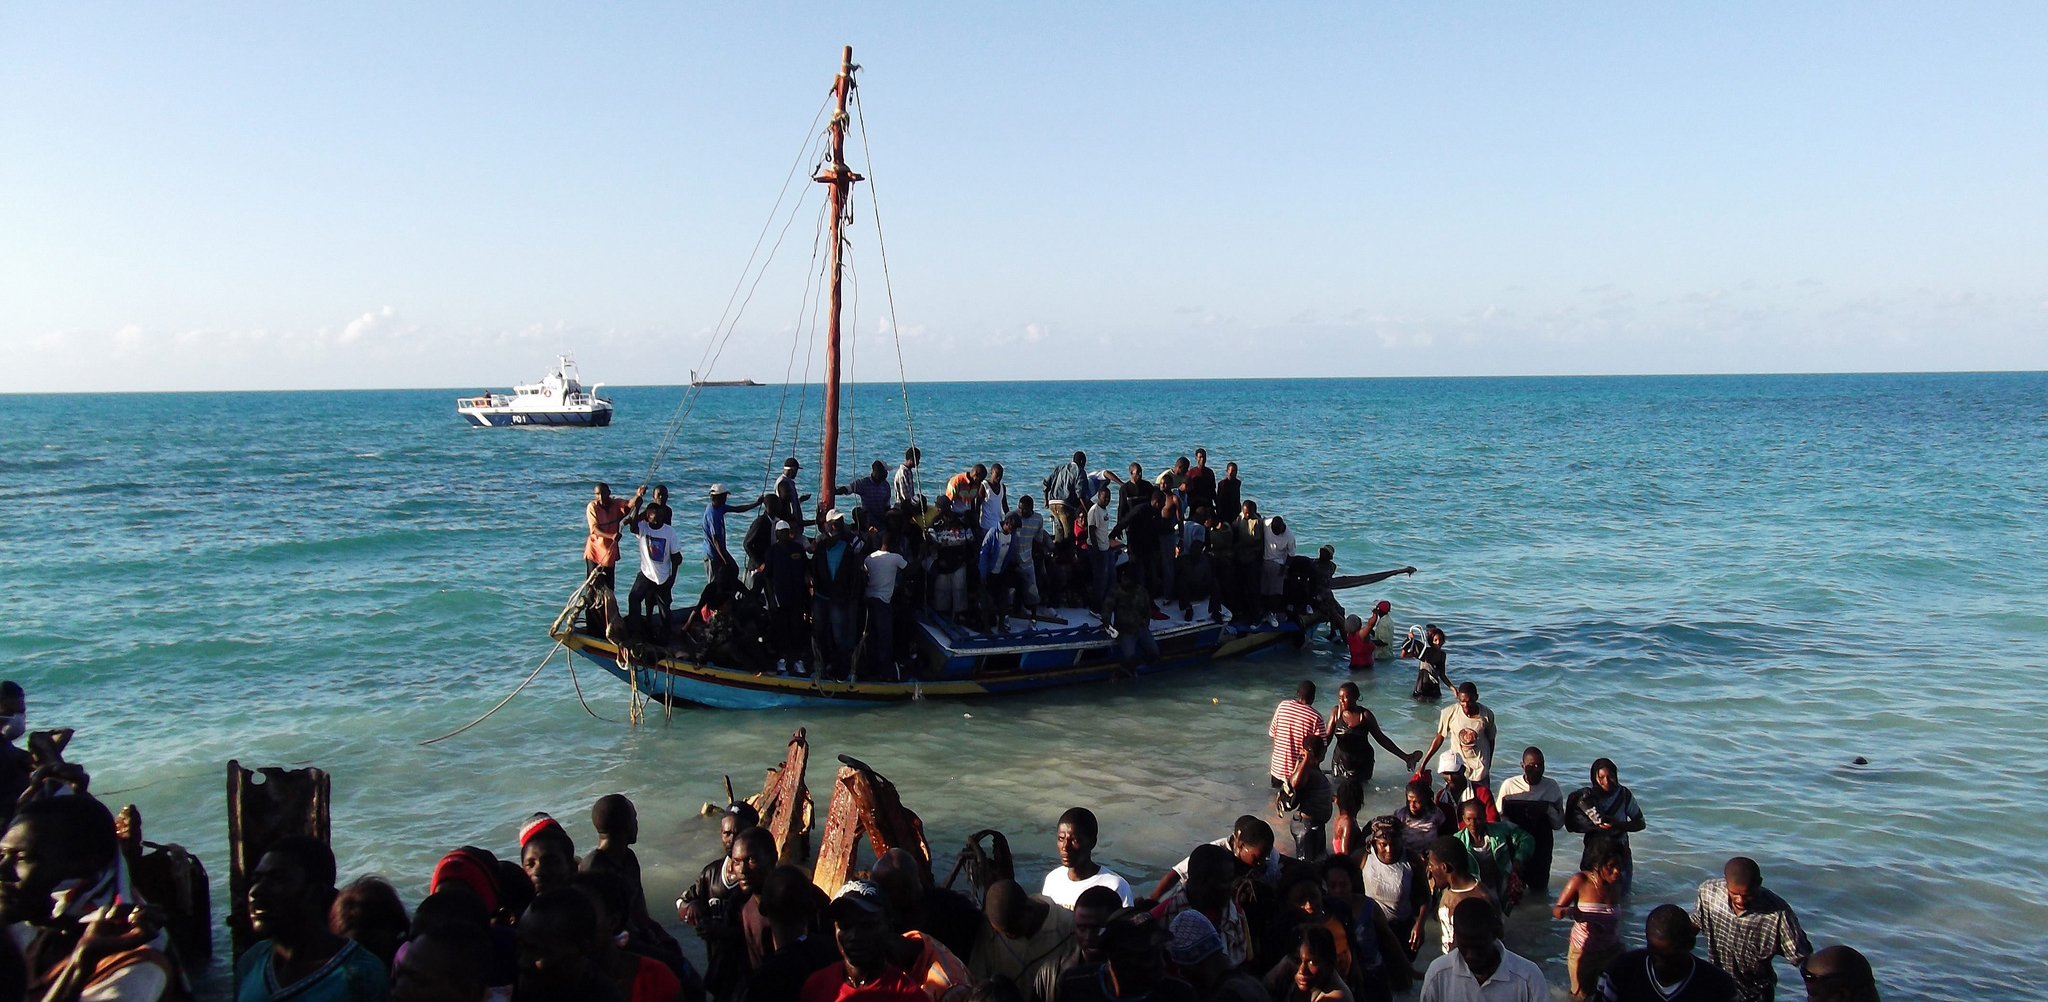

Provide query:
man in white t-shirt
left=862, top=530, right=911, bottom=679
left=1040, top=807, right=1132, bottom=908
left=625, top=506, right=681, bottom=625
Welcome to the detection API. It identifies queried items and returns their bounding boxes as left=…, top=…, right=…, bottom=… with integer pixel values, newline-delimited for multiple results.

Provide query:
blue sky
left=4, top=3, right=2044, bottom=390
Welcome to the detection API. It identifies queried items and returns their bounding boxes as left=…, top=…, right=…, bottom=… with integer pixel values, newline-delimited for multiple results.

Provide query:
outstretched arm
left=1366, top=712, right=1422, bottom=769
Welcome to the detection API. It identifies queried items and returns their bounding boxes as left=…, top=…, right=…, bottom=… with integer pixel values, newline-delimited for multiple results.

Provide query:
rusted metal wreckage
left=728, top=729, right=958, bottom=898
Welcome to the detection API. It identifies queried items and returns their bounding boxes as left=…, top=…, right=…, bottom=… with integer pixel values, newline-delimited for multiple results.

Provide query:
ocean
left=2, top=373, right=2042, bottom=999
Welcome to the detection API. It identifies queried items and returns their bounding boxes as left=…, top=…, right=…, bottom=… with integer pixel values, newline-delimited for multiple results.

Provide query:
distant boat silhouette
left=690, top=370, right=763, bottom=388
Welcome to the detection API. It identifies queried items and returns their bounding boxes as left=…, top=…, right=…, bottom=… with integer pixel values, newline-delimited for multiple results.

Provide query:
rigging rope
left=640, top=94, right=833, bottom=490
left=851, top=87, right=920, bottom=498
left=764, top=198, right=833, bottom=497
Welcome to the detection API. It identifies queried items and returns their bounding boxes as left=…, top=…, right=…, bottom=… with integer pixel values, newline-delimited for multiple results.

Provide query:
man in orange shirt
left=586, top=482, right=645, bottom=608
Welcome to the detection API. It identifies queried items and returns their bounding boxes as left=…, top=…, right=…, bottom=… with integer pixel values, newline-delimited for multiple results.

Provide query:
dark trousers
left=628, top=575, right=669, bottom=624
left=865, top=597, right=895, bottom=676
left=1091, top=550, right=1118, bottom=609
left=585, top=559, right=617, bottom=593
left=1115, top=623, right=1159, bottom=670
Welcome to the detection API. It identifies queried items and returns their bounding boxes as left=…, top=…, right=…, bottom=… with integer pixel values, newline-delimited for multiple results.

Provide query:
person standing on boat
left=1233, top=502, right=1265, bottom=621
left=1043, top=452, right=1089, bottom=541
left=1260, top=517, right=1298, bottom=621
left=1207, top=513, right=1239, bottom=623
left=1214, top=464, right=1244, bottom=528
left=811, top=511, right=866, bottom=679
left=893, top=448, right=922, bottom=508
left=1015, top=495, right=1048, bottom=611
left=765, top=521, right=812, bottom=670
left=627, top=504, right=683, bottom=628
left=1172, top=508, right=1212, bottom=622
left=838, top=460, right=894, bottom=529
left=926, top=509, right=976, bottom=619
left=1117, top=463, right=1153, bottom=520
left=1109, top=491, right=1165, bottom=596
left=980, top=463, right=1011, bottom=539
left=1182, top=450, right=1217, bottom=518
left=586, top=482, right=645, bottom=607
left=1085, top=488, right=1119, bottom=613
left=704, top=485, right=766, bottom=594
left=862, top=530, right=910, bottom=678
left=979, top=514, right=1029, bottom=631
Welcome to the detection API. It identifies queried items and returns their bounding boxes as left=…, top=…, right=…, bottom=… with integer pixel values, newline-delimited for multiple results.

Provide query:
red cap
left=431, top=850, right=499, bottom=913
left=1375, top=601, right=1391, bottom=614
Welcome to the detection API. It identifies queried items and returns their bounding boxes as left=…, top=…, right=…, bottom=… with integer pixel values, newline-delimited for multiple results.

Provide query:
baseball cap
left=1375, top=600, right=1391, bottom=614
left=824, top=508, right=845, bottom=523
left=1436, top=751, right=1465, bottom=774
left=774, top=520, right=792, bottom=533
left=1167, top=909, right=1225, bottom=966
left=830, top=880, right=888, bottom=917
left=709, top=483, right=729, bottom=496
left=783, top=457, right=801, bottom=470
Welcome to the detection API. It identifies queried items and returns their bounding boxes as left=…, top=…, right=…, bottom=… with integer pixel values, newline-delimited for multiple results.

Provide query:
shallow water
left=2, top=374, right=2043, bottom=1000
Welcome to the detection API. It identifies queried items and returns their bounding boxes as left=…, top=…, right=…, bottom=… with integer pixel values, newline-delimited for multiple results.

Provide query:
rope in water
left=421, top=567, right=601, bottom=745
left=565, top=651, right=612, bottom=722
left=418, top=642, right=561, bottom=746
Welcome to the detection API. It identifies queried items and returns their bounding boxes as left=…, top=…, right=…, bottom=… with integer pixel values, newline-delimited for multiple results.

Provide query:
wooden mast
left=814, top=46, right=863, bottom=502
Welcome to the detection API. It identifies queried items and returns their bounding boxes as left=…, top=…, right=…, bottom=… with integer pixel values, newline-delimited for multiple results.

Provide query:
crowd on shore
left=580, top=449, right=1378, bottom=678
left=0, top=647, right=1888, bottom=1002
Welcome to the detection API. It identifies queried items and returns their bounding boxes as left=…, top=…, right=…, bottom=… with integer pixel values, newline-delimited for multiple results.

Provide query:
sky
left=4, top=3, right=2045, bottom=391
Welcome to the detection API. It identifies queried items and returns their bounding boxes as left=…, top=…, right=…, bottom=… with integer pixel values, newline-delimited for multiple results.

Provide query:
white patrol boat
left=457, top=354, right=614, bottom=428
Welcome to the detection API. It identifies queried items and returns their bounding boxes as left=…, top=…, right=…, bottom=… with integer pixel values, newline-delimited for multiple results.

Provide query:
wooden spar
left=814, top=45, right=863, bottom=501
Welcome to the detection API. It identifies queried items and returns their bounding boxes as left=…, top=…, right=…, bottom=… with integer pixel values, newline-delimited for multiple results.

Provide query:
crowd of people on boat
left=0, top=663, right=1887, bottom=1002
left=578, top=449, right=1381, bottom=680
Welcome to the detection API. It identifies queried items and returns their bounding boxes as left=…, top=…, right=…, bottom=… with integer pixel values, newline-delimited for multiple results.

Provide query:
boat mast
left=814, top=45, right=863, bottom=502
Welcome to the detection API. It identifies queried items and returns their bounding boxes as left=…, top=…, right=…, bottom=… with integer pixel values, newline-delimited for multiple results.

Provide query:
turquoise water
left=2, top=374, right=2043, bottom=999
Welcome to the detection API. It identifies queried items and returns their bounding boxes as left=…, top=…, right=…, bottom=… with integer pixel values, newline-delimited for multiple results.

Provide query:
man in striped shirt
left=1268, top=680, right=1324, bottom=789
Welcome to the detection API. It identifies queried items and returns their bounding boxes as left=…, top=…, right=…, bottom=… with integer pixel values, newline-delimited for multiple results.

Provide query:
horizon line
left=10, top=368, right=2047, bottom=397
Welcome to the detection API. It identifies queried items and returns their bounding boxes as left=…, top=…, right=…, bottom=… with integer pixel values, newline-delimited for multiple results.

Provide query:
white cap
left=709, top=483, right=729, bottom=496
left=774, top=520, right=792, bottom=532
left=1436, top=751, right=1465, bottom=774
left=824, top=508, right=845, bottom=522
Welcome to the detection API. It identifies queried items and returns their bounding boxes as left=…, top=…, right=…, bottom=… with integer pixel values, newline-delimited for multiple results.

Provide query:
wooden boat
left=557, top=598, right=1298, bottom=710
left=546, top=48, right=1389, bottom=709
